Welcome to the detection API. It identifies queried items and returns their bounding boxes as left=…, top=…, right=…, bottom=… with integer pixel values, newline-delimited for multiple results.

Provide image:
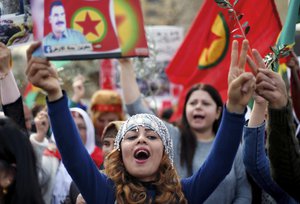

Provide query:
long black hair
left=180, top=84, right=223, bottom=176
left=0, top=117, right=44, bottom=204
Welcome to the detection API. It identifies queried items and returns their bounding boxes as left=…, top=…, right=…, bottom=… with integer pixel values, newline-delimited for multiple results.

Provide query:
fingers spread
left=237, top=40, right=249, bottom=69
left=230, top=40, right=239, bottom=69
left=247, top=55, right=258, bottom=75
left=252, top=49, right=266, bottom=69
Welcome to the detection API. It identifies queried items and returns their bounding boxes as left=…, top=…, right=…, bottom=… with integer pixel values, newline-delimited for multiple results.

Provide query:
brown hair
left=181, top=83, right=223, bottom=175
left=101, top=121, right=124, bottom=142
left=104, top=149, right=187, bottom=204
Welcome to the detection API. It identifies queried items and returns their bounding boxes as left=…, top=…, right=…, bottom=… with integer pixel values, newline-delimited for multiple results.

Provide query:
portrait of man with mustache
left=42, top=0, right=89, bottom=52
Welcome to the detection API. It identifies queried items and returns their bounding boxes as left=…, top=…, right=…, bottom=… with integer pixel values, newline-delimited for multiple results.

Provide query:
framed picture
left=32, top=0, right=148, bottom=60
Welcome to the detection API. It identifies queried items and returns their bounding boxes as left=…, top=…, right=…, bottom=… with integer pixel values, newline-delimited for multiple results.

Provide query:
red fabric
left=90, top=146, right=104, bottom=168
left=23, top=83, right=39, bottom=98
left=114, top=0, right=149, bottom=57
left=91, top=104, right=123, bottom=113
left=43, top=146, right=103, bottom=168
left=23, top=83, right=33, bottom=98
left=166, top=0, right=282, bottom=121
left=100, top=59, right=115, bottom=90
left=43, top=148, right=62, bottom=160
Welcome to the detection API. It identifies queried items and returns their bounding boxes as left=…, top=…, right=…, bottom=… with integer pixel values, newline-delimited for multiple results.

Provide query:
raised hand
left=256, top=69, right=287, bottom=109
left=227, top=40, right=256, bottom=114
left=118, top=58, right=141, bottom=104
left=246, top=50, right=268, bottom=126
left=72, top=74, right=85, bottom=103
left=33, top=110, right=50, bottom=142
left=246, top=48, right=268, bottom=105
left=118, top=58, right=132, bottom=69
left=26, top=42, right=62, bottom=101
left=248, top=49, right=288, bottom=109
left=286, top=51, right=299, bottom=72
left=0, top=42, right=11, bottom=78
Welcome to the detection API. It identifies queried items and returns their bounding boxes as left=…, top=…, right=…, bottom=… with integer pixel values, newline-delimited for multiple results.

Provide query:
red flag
left=166, top=0, right=282, bottom=121
left=23, top=83, right=41, bottom=108
left=100, top=59, right=116, bottom=90
left=114, top=0, right=149, bottom=57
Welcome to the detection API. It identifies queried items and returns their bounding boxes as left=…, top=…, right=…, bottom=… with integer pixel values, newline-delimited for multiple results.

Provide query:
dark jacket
left=268, top=100, right=300, bottom=202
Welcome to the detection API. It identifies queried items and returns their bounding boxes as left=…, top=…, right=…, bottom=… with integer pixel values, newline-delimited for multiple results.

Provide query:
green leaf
left=263, top=53, right=275, bottom=69
left=233, top=0, right=239, bottom=6
left=233, top=34, right=243, bottom=38
left=277, top=45, right=290, bottom=58
left=263, top=44, right=288, bottom=71
left=270, top=46, right=277, bottom=53
left=237, top=13, right=244, bottom=20
left=271, top=61, right=279, bottom=71
left=278, top=44, right=286, bottom=49
left=244, top=26, right=250, bottom=35
left=214, top=0, right=224, bottom=3
left=242, top=21, right=249, bottom=27
left=214, top=0, right=232, bottom=9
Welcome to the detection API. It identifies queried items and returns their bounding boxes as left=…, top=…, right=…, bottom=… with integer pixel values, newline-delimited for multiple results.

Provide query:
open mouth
left=134, top=149, right=150, bottom=160
left=193, top=114, right=205, bottom=119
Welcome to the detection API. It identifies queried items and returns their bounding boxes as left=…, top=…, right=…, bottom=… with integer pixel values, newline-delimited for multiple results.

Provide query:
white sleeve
left=0, top=70, right=21, bottom=105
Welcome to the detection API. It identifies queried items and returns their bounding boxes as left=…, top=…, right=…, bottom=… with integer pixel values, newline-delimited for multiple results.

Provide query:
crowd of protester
left=0, top=36, right=300, bottom=204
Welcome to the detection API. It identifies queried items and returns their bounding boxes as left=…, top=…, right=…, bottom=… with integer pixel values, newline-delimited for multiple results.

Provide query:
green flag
left=278, top=0, right=300, bottom=47
left=274, top=0, right=300, bottom=73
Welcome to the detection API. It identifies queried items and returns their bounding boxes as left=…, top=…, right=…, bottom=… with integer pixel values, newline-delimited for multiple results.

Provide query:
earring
left=2, top=188, right=7, bottom=194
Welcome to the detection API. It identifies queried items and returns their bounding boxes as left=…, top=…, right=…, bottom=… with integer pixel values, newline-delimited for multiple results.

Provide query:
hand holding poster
left=31, top=0, right=149, bottom=60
